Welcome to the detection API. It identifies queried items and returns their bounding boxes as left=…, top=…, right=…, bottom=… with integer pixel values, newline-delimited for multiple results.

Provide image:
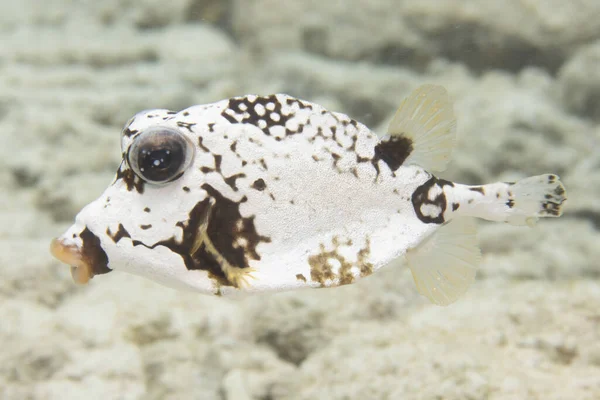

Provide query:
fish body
left=51, top=85, right=567, bottom=305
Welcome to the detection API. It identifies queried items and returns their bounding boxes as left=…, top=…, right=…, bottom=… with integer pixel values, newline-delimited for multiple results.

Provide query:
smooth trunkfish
left=50, top=85, right=567, bottom=306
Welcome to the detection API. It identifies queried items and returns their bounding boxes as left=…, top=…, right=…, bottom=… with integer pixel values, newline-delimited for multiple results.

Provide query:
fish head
left=50, top=108, right=216, bottom=291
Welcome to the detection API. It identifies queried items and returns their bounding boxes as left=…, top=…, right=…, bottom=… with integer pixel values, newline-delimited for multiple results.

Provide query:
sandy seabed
left=1, top=1, right=600, bottom=399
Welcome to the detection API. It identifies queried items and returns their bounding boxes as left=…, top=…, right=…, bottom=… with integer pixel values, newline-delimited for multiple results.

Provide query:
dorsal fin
left=387, top=84, right=457, bottom=172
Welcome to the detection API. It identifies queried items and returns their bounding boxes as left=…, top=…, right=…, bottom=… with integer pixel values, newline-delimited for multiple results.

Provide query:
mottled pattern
left=308, top=236, right=374, bottom=287
left=68, top=93, right=436, bottom=294
left=411, top=177, right=454, bottom=224
left=220, top=94, right=309, bottom=136
left=129, top=198, right=233, bottom=286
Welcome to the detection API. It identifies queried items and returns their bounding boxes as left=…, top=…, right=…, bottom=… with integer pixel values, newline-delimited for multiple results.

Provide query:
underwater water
left=1, top=1, right=599, bottom=399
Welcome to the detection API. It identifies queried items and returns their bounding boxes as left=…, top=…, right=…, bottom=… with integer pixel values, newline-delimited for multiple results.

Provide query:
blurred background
left=1, top=1, right=599, bottom=399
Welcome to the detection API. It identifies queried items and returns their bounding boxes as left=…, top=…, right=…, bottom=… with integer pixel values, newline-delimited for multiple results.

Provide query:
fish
left=50, top=84, right=567, bottom=306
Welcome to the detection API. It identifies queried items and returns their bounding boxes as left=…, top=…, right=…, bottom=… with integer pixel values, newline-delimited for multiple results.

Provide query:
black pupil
left=138, top=138, right=184, bottom=182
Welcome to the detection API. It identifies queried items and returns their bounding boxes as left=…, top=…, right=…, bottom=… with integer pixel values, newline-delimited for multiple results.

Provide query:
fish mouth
left=50, top=238, right=93, bottom=284
left=50, top=228, right=112, bottom=284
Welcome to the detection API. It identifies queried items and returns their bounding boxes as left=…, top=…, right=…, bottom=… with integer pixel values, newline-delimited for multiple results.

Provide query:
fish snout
left=50, top=227, right=111, bottom=284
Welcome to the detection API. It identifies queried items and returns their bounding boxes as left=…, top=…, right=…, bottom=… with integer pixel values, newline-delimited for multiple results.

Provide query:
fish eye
left=128, top=126, right=195, bottom=184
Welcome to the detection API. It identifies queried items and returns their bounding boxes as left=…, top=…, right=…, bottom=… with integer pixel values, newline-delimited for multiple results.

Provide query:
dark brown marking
left=356, top=155, right=371, bottom=164
left=358, top=240, right=374, bottom=277
left=201, top=184, right=271, bottom=270
left=411, top=177, right=454, bottom=224
left=296, top=274, right=307, bottom=282
left=132, top=199, right=232, bottom=287
left=309, top=245, right=337, bottom=285
left=140, top=224, right=152, bottom=230
left=452, top=202, right=460, bottom=211
left=183, top=186, right=190, bottom=192
left=115, top=162, right=145, bottom=194
left=183, top=111, right=190, bottom=117
left=506, top=199, right=515, bottom=208
left=286, top=97, right=313, bottom=110
left=200, top=154, right=223, bottom=174
left=373, top=136, right=413, bottom=171
left=194, top=243, right=230, bottom=287
left=144, top=207, right=151, bottom=213
left=308, top=237, right=372, bottom=287
left=470, top=186, right=485, bottom=194
left=221, top=95, right=296, bottom=136
left=80, top=227, right=111, bottom=277
left=224, top=173, right=246, bottom=191
left=331, top=152, right=341, bottom=169
left=176, top=121, right=196, bottom=132
left=214, top=155, right=222, bottom=172
left=251, top=178, right=266, bottom=191
left=123, top=128, right=138, bottom=138
left=198, top=137, right=210, bottom=152
left=285, top=122, right=304, bottom=136
left=259, top=158, right=268, bottom=170
left=107, top=224, right=131, bottom=243
left=541, top=201, right=562, bottom=216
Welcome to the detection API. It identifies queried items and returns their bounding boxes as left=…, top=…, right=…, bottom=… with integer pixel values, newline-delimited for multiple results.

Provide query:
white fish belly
left=226, top=132, right=436, bottom=293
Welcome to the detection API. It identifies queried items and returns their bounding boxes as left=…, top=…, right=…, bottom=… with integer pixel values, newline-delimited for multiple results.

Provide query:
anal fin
left=406, top=217, right=481, bottom=306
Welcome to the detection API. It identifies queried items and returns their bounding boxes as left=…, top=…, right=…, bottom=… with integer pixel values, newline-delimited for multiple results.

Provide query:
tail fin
left=448, top=174, right=567, bottom=226
left=506, top=174, right=567, bottom=226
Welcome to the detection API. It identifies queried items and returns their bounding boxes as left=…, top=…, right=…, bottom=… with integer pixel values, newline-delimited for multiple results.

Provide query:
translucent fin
left=406, top=218, right=481, bottom=306
left=506, top=174, right=567, bottom=226
left=387, top=84, right=457, bottom=172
